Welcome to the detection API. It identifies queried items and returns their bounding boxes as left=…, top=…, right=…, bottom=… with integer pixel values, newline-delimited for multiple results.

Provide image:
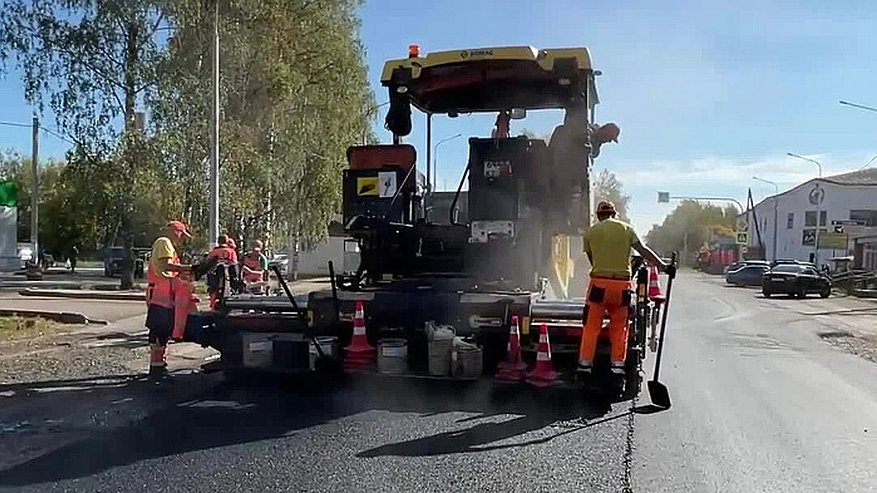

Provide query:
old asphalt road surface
left=0, top=272, right=874, bottom=492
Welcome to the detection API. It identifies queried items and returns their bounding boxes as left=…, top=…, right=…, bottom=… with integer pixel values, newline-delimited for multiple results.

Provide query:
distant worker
left=578, top=201, right=671, bottom=375
left=206, top=234, right=239, bottom=309
left=241, top=239, right=269, bottom=294
left=145, top=221, right=192, bottom=378
left=68, top=245, right=79, bottom=273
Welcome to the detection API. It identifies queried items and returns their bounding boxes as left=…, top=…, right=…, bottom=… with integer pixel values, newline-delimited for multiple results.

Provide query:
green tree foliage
left=645, top=200, right=739, bottom=254
left=0, top=0, right=170, bottom=287
left=592, top=168, right=630, bottom=222
left=152, top=0, right=374, bottom=250
left=0, top=0, right=375, bottom=281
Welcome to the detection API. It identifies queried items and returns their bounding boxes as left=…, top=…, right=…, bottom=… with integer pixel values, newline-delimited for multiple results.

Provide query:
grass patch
left=0, top=316, right=63, bottom=342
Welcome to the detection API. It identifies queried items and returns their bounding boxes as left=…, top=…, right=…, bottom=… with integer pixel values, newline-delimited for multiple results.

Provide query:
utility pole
left=30, top=116, right=39, bottom=260
left=208, top=0, right=220, bottom=247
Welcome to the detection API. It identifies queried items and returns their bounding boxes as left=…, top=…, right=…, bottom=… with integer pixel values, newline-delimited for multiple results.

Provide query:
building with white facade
left=747, top=168, right=877, bottom=268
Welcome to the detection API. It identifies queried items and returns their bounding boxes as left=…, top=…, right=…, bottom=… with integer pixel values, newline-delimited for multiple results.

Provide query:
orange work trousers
left=579, top=277, right=633, bottom=367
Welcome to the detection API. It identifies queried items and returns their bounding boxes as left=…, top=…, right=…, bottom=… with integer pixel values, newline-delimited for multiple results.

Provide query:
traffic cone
left=495, top=316, right=527, bottom=382
left=648, top=265, right=665, bottom=303
left=526, top=323, right=559, bottom=387
left=343, top=300, right=376, bottom=371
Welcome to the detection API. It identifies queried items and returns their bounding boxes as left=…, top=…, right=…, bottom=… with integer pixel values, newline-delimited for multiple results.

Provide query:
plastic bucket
left=377, top=338, right=408, bottom=374
left=428, top=338, right=454, bottom=376
left=309, top=336, right=338, bottom=371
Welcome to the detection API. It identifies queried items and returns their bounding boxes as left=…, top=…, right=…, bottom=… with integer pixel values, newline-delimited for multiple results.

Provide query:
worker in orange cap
left=145, top=221, right=193, bottom=379
left=578, top=201, right=670, bottom=376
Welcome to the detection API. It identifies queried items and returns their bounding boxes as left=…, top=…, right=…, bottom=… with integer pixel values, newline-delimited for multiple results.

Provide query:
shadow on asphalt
left=0, top=373, right=622, bottom=487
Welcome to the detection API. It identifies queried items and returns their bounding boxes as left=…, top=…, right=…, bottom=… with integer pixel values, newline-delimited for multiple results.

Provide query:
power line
left=0, top=120, right=75, bottom=145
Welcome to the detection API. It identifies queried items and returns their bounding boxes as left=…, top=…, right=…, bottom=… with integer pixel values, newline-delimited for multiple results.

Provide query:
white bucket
left=309, top=336, right=338, bottom=370
left=377, top=338, right=408, bottom=374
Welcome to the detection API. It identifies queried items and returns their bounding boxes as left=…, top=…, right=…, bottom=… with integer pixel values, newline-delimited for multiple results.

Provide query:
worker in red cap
left=145, top=221, right=193, bottom=379
left=579, top=201, right=671, bottom=376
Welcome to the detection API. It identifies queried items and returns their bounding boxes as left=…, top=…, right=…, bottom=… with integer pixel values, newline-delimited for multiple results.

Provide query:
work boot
left=149, top=365, right=172, bottom=382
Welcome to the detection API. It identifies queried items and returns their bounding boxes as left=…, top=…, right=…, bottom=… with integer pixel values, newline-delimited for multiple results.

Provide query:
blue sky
left=3, top=0, right=877, bottom=233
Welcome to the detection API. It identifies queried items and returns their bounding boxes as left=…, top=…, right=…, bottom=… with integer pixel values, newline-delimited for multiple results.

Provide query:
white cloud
left=614, top=152, right=875, bottom=234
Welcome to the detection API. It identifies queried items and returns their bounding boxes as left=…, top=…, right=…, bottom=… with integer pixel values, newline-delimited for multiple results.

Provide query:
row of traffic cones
left=495, top=316, right=559, bottom=387
left=494, top=266, right=667, bottom=386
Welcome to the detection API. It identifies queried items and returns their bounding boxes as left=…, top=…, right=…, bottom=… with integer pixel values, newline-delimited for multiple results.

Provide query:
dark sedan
left=725, top=264, right=770, bottom=286
left=762, top=264, right=831, bottom=299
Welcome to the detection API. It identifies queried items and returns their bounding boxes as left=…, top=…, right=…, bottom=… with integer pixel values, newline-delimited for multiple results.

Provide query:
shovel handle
left=651, top=252, right=677, bottom=382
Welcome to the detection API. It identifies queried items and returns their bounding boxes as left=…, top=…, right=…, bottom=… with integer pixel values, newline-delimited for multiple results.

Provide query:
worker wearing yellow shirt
left=578, top=201, right=669, bottom=374
left=145, top=221, right=192, bottom=378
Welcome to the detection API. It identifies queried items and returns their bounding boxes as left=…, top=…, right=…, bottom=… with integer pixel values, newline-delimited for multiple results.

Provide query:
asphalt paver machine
left=186, top=46, right=658, bottom=398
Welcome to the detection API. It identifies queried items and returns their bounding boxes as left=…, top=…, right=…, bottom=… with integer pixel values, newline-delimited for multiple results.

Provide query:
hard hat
left=252, top=239, right=263, bottom=250
left=596, top=201, right=616, bottom=214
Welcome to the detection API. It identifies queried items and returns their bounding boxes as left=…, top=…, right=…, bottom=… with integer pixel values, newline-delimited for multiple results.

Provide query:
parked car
left=724, top=259, right=770, bottom=274
left=103, top=247, right=146, bottom=278
left=725, top=264, right=770, bottom=286
left=762, top=264, right=831, bottom=298
left=268, top=252, right=290, bottom=271
left=771, top=258, right=816, bottom=268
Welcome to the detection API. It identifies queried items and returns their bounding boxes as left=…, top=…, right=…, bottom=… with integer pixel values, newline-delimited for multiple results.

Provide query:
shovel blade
left=647, top=380, right=671, bottom=409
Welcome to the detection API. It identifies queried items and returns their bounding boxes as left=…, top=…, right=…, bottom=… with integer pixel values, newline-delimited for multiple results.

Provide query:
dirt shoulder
left=0, top=314, right=220, bottom=471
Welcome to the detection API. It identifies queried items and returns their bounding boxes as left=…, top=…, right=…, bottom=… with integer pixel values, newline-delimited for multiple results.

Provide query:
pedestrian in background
left=69, top=245, right=79, bottom=273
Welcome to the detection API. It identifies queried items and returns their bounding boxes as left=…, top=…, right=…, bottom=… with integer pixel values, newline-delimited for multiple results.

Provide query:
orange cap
left=167, top=220, right=192, bottom=238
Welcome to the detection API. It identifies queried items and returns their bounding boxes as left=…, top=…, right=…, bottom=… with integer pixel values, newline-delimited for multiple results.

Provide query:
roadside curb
left=0, top=308, right=107, bottom=325
left=18, top=288, right=145, bottom=302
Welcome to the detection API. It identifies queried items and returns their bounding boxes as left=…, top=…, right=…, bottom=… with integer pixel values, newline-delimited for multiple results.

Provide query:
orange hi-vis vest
left=146, top=242, right=179, bottom=309
left=242, top=254, right=264, bottom=283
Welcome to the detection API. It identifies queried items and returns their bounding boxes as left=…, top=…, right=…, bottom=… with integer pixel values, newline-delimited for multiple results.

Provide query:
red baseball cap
left=167, top=221, right=192, bottom=238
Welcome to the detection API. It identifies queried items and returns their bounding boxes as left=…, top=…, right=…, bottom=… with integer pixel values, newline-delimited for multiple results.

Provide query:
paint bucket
left=377, top=338, right=408, bottom=374
left=309, top=336, right=338, bottom=371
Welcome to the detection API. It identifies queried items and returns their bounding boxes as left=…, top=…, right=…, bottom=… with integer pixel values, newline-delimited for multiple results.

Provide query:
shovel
left=647, top=252, right=677, bottom=409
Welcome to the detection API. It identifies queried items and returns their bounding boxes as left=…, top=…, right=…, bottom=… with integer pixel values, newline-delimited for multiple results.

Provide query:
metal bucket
left=428, top=338, right=454, bottom=376
left=309, top=336, right=338, bottom=371
left=451, top=341, right=483, bottom=380
left=377, top=338, right=408, bottom=375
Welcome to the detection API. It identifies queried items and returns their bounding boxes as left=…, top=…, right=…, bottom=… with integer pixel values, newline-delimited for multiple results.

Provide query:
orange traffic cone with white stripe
left=648, top=265, right=665, bottom=303
left=526, top=323, right=559, bottom=387
left=495, top=316, right=527, bottom=382
left=343, top=300, right=376, bottom=371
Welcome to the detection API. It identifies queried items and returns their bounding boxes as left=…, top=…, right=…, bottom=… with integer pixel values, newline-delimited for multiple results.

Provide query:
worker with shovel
left=578, top=201, right=672, bottom=377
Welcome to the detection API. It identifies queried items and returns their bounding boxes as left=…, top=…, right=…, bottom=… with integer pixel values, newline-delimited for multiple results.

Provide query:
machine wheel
left=762, top=290, right=771, bottom=298
left=819, top=288, right=831, bottom=299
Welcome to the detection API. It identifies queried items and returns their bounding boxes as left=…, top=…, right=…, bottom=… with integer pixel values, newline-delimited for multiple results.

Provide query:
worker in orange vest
left=206, top=234, right=238, bottom=309
left=241, top=239, right=269, bottom=294
left=145, top=221, right=193, bottom=378
left=578, top=201, right=671, bottom=376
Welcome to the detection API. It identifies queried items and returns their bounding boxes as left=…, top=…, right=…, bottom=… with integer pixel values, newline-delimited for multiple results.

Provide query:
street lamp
left=657, top=193, right=745, bottom=212
left=432, top=133, right=462, bottom=192
left=361, top=101, right=390, bottom=145
left=839, top=100, right=877, bottom=113
left=787, top=152, right=823, bottom=265
left=753, top=176, right=779, bottom=261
